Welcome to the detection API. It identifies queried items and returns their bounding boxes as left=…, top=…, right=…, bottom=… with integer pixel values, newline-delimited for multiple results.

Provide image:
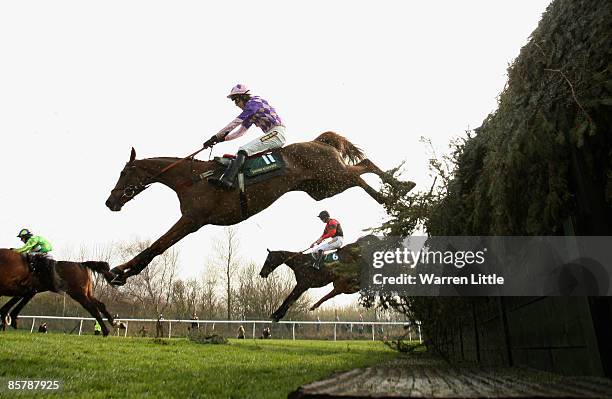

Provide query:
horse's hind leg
left=353, top=159, right=416, bottom=192
left=70, top=293, right=109, bottom=336
left=8, top=292, right=36, bottom=329
left=354, top=159, right=386, bottom=177
left=1, top=297, right=21, bottom=330
left=330, top=170, right=387, bottom=205
left=91, top=297, right=115, bottom=326
left=354, top=176, right=387, bottom=204
left=310, top=286, right=342, bottom=311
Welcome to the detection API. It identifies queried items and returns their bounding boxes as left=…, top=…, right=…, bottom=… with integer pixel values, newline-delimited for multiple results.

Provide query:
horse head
left=105, top=148, right=151, bottom=211
left=259, top=249, right=289, bottom=278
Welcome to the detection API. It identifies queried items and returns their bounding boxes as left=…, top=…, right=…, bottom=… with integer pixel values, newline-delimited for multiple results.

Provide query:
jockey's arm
left=217, top=101, right=258, bottom=141
left=317, top=222, right=338, bottom=244
left=15, top=236, right=39, bottom=253
left=224, top=125, right=249, bottom=141
left=215, top=117, right=244, bottom=140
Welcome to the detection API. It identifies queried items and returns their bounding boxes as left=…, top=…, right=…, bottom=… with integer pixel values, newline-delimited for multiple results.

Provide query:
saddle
left=311, top=240, right=373, bottom=278
left=311, top=251, right=342, bottom=266
left=194, top=150, right=286, bottom=189
left=24, top=254, right=62, bottom=292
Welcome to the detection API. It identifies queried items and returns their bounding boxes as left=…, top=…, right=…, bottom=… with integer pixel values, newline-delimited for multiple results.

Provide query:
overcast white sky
left=0, top=1, right=551, bottom=308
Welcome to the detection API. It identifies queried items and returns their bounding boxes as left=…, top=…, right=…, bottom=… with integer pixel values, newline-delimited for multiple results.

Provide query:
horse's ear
left=267, top=248, right=271, bottom=253
left=129, top=147, right=136, bottom=163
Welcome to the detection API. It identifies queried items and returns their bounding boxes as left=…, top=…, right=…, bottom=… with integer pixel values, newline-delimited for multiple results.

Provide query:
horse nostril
left=105, top=198, right=121, bottom=211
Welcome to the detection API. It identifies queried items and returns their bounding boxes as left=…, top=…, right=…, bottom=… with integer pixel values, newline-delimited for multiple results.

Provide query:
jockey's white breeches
left=312, top=236, right=344, bottom=253
left=239, top=125, right=286, bottom=156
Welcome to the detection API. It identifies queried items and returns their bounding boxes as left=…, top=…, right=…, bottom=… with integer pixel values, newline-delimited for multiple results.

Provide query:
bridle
left=112, top=145, right=209, bottom=202
left=111, top=165, right=152, bottom=201
left=264, top=248, right=311, bottom=274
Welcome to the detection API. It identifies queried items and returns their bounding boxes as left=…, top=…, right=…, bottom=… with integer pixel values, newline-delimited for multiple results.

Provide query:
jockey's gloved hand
left=203, top=135, right=221, bottom=148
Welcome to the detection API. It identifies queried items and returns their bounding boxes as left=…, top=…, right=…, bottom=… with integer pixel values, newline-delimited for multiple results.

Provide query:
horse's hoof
left=109, top=275, right=127, bottom=286
left=3, top=315, right=10, bottom=326
left=109, top=266, right=124, bottom=276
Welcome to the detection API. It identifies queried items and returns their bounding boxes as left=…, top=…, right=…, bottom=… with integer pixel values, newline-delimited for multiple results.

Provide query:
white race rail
left=17, top=315, right=422, bottom=342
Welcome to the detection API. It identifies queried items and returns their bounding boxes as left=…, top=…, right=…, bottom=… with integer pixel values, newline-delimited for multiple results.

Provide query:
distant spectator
left=237, top=325, right=245, bottom=339
left=190, top=313, right=199, bottom=331
left=358, top=313, right=364, bottom=335
left=94, top=321, right=102, bottom=335
left=316, top=316, right=321, bottom=333
left=261, top=327, right=271, bottom=339
left=138, top=326, right=148, bottom=337
left=156, top=314, right=165, bottom=338
left=38, top=322, right=48, bottom=333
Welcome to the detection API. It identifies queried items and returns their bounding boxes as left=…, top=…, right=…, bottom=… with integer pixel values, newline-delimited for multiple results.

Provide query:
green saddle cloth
left=312, top=252, right=340, bottom=264
left=243, top=152, right=284, bottom=178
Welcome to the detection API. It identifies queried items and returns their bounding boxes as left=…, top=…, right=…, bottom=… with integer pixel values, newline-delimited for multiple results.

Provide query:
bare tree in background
left=184, top=278, right=200, bottom=315
left=171, top=280, right=188, bottom=319
left=121, top=239, right=178, bottom=316
left=199, top=272, right=219, bottom=319
left=236, top=262, right=311, bottom=319
left=170, top=278, right=202, bottom=319
left=210, top=227, right=241, bottom=320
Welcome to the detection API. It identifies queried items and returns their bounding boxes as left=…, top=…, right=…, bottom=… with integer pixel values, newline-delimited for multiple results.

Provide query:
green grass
left=0, top=331, right=397, bottom=398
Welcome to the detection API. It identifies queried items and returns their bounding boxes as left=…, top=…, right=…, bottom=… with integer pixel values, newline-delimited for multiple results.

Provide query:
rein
left=282, top=248, right=311, bottom=264
left=148, top=146, right=208, bottom=182
left=114, top=145, right=209, bottom=200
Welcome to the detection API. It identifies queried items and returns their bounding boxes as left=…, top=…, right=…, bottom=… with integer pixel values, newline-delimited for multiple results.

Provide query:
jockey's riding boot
left=208, top=151, right=247, bottom=190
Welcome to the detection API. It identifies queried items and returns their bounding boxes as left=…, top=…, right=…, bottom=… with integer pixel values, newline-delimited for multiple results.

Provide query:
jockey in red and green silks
left=309, top=211, right=344, bottom=270
left=15, top=228, right=53, bottom=257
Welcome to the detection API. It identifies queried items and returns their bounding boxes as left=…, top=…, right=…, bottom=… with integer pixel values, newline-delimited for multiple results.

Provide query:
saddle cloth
left=195, top=151, right=286, bottom=187
left=311, top=251, right=341, bottom=265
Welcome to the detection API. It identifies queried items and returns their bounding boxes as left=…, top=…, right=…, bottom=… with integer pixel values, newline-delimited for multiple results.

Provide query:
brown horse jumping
left=105, top=132, right=414, bottom=285
left=259, top=236, right=377, bottom=321
left=0, top=249, right=116, bottom=336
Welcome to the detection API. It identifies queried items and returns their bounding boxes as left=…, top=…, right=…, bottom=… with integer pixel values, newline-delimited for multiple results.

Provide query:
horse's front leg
left=8, top=292, right=36, bottom=329
left=271, top=285, right=308, bottom=322
left=1, top=297, right=22, bottom=330
left=110, top=216, right=200, bottom=285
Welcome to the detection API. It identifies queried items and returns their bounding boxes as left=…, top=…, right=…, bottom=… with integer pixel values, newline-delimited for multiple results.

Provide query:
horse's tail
left=314, top=131, right=365, bottom=165
left=82, top=261, right=115, bottom=283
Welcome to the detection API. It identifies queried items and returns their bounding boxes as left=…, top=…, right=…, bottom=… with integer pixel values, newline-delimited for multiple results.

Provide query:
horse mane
left=314, top=131, right=365, bottom=165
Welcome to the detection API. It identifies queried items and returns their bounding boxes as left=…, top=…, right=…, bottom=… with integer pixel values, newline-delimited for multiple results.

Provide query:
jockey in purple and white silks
left=205, top=84, right=286, bottom=190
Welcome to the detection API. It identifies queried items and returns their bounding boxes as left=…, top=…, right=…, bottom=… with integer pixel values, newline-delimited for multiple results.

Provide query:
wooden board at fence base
left=288, top=354, right=612, bottom=398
